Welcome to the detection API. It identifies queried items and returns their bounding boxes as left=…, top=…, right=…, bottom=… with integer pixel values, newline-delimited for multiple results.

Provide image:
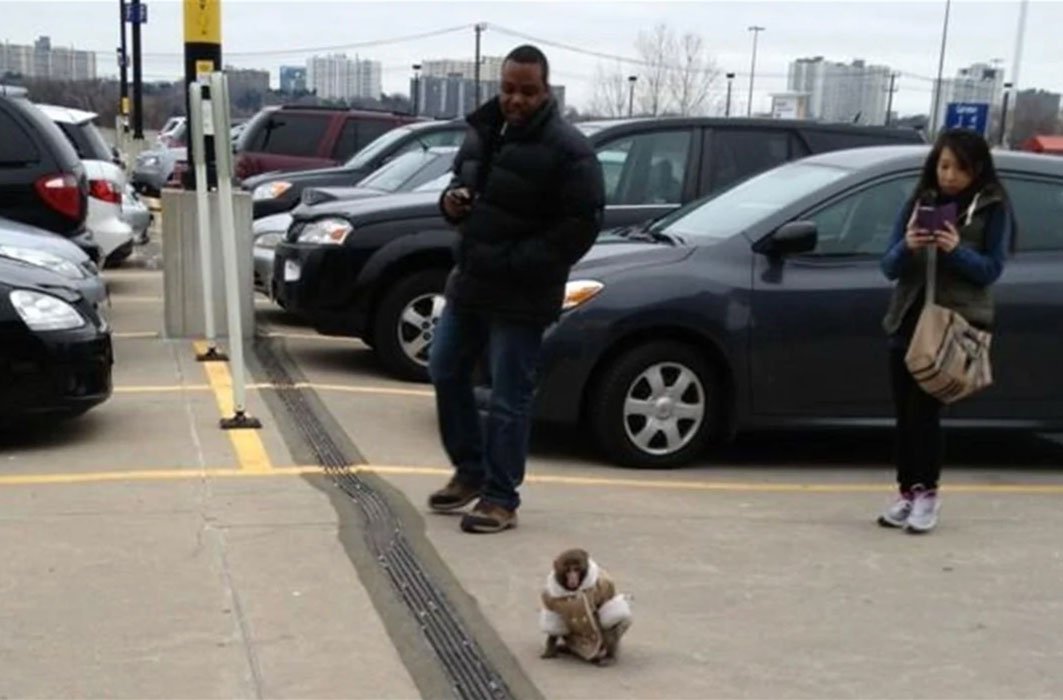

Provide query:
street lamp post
left=930, top=0, right=952, bottom=136
left=747, top=26, right=765, bottom=117
left=412, top=63, right=422, bottom=116
left=627, top=75, right=637, bottom=117
left=998, top=81, right=1014, bottom=147
left=725, top=72, right=735, bottom=117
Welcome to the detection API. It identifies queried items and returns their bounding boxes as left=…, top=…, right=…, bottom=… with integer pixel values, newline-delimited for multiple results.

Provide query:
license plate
left=284, top=259, right=301, bottom=282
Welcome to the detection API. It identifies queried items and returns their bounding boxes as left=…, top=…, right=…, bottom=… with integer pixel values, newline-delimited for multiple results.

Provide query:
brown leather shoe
left=427, top=477, right=481, bottom=512
left=460, top=500, right=518, bottom=533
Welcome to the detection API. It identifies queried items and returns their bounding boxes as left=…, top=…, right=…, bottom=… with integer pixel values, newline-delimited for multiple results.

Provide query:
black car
left=274, top=117, right=925, bottom=381
left=0, top=95, right=97, bottom=261
left=244, top=119, right=466, bottom=219
left=531, top=145, right=1063, bottom=468
left=0, top=255, right=113, bottom=421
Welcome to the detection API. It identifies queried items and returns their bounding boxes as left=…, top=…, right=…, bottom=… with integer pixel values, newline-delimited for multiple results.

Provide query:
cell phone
left=450, top=189, right=472, bottom=204
left=915, top=205, right=936, bottom=232
left=936, top=202, right=957, bottom=230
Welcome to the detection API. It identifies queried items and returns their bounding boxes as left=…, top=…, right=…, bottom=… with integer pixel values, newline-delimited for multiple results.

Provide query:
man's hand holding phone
left=443, top=187, right=474, bottom=220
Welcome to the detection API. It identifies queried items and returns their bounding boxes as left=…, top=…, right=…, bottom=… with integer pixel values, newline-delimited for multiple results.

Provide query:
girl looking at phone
left=878, top=128, right=1013, bottom=533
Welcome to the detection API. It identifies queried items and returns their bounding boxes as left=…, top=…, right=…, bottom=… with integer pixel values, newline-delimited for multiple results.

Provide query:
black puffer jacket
left=439, top=96, right=605, bottom=325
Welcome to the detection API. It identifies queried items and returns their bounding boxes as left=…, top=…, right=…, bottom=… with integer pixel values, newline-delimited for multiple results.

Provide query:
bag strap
left=923, top=193, right=981, bottom=307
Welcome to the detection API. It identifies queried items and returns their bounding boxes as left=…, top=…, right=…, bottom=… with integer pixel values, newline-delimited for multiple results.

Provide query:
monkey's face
left=553, top=549, right=590, bottom=591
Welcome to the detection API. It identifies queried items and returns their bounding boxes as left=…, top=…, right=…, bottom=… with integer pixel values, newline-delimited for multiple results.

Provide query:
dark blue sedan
left=535, top=145, right=1063, bottom=468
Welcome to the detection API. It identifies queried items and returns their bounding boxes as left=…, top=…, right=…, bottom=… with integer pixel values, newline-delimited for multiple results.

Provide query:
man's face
left=499, top=60, right=549, bottom=126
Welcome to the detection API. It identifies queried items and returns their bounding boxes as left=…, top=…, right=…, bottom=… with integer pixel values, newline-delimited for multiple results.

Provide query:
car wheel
left=589, top=341, right=719, bottom=468
left=104, top=241, right=134, bottom=268
left=372, top=269, right=447, bottom=383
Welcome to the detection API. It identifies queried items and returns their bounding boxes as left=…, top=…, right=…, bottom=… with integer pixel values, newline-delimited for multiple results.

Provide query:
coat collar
left=544, top=558, right=600, bottom=597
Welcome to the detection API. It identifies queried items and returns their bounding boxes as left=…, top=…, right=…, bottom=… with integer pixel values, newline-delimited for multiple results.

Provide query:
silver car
left=0, top=216, right=107, bottom=307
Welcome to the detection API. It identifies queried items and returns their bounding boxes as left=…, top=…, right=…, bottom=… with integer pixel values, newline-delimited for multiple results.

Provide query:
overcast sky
left=2, top=0, right=1061, bottom=117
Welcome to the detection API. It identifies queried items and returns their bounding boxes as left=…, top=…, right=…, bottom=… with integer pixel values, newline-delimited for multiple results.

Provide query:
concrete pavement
left=2, top=253, right=1063, bottom=699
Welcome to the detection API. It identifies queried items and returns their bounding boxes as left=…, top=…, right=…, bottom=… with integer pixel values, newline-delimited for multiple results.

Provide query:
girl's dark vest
left=883, top=188, right=1004, bottom=336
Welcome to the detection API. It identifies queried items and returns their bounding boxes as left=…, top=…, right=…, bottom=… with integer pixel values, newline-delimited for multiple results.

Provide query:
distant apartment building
left=788, top=57, right=891, bottom=125
left=279, top=65, right=307, bottom=93
left=1, top=36, right=96, bottom=81
left=226, top=67, right=269, bottom=95
left=306, top=54, right=382, bottom=101
left=412, top=56, right=564, bottom=118
left=931, top=62, right=1005, bottom=127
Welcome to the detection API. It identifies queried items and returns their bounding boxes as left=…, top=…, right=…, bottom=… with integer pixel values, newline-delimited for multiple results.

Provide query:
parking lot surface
left=3, top=253, right=1063, bottom=699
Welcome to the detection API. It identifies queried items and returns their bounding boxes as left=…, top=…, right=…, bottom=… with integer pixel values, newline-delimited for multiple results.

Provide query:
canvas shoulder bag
left=903, top=198, right=994, bottom=404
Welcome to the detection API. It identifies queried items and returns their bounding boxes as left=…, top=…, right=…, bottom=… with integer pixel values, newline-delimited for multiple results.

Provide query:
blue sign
left=123, top=3, right=148, bottom=24
left=945, top=102, right=989, bottom=136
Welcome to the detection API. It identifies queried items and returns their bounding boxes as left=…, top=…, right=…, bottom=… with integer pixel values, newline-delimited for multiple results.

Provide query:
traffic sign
left=123, top=3, right=148, bottom=24
left=945, top=102, right=989, bottom=136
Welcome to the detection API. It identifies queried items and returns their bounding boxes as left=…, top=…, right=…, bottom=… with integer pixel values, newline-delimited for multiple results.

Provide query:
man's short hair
left=503, top=44, right=550, bottom=86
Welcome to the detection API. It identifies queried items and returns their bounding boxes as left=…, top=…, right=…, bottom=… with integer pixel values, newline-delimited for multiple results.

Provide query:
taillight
left=34, top=173, right=83, bottom=220
left=89, top=179, right=122, bottom=205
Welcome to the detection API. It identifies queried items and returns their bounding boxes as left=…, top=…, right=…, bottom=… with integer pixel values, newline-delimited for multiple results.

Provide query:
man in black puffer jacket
left=427, top=45, right=605, bottom=534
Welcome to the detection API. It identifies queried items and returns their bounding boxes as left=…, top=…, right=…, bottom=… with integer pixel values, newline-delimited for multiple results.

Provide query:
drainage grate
left=254, top=340, right=514, bottom=700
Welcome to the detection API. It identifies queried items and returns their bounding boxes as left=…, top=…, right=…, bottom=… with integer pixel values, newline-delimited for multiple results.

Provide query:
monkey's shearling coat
left=539, top=559, right=632, bottom=661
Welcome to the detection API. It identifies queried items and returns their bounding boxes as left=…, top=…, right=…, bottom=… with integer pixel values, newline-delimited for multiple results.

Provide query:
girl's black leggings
left=889, top=346, right=943, bottom=491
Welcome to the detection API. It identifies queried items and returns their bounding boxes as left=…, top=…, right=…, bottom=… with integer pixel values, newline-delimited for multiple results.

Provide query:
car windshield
left=413, top=172, right=452, bottom=192
left=345, top=126, right=415, bottom=168
left=657, top=162, right=851, bottom=243
left=357, top=151, right=443, bottom=192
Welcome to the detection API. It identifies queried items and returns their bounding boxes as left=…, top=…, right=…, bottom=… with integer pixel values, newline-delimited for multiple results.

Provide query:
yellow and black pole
left=182, top=0, right=221, bottom=189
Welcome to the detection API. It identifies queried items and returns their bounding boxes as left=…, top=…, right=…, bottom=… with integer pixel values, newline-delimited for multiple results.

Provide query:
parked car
left=121, top=184, right=152, bottom=244
left=0, top=215, right=107, bottom=307
left=0, top=254, right=113, bottom=422
left=526, top=145, right=1063, bottom=467
left=243, top=118, right=466, bottom=219
left=274, top=117, right=925, bottom=381
left=234, top=105, right=425, bottom=182
left=36, top=104, right=135, bottom=267
left=254, top=147, right=457, bottom=299
left=155, top=116, right=186, bottom=148
left=132, top=146, right=184, bottom=196
left=0, top=94, right=97, bottom=262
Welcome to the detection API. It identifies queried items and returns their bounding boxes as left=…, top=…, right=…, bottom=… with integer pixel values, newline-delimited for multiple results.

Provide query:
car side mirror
left=754, top=221, right=818, bottom=257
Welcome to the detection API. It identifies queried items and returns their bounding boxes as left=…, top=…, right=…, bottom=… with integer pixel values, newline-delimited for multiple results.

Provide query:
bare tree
left=589, top=62, right=630, bottom=119
left=635, top=24, right=674, bottom=116
left=667, top=32, right=720, bottom=117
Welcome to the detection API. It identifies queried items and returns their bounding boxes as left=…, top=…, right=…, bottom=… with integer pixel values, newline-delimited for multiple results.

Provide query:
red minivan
left=234, top=105, right=422, bottom=181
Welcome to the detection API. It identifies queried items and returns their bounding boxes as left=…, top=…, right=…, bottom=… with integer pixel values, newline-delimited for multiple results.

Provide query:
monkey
left=539, top=548, right=631, bottom=666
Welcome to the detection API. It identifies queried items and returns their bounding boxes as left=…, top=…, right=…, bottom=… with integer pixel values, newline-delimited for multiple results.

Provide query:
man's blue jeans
left=428, top=304, right=544, bottom=512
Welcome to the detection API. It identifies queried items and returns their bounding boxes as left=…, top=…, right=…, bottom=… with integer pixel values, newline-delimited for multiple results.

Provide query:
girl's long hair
left=914, top=128, right=1006, bottom=204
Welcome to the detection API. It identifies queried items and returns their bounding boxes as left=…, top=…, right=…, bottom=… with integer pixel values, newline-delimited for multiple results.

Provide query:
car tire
left=372, top=269, right=448, bottom=383
left=104, top=241, right=134, bottom=268
left=589, top=341, right=720, bottom=468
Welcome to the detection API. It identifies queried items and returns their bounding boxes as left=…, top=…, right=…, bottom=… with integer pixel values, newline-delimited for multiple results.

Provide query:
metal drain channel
left=254, top=340, right=514, bottom=700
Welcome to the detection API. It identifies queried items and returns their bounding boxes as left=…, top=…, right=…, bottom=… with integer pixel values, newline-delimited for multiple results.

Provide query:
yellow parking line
left=194, top=341, right=273, bottom=473
left=263, top=331, right=364, bottom=343
left=299, top=382, right=434, bottom=399
left=2, top=462, right=1063, bottom=495
left=113, top=331, right=161, bottom=339
left=114, top=384, right=212, bottom=394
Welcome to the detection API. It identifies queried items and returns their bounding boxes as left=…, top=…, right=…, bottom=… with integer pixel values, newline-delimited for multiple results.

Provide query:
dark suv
left=0, top=95, right=95, bottom=259
left=274, top=117, right=925, bottom=381
left=243, top=119, right=467, bottom=219
left=234, top=105, right=423, bottom=182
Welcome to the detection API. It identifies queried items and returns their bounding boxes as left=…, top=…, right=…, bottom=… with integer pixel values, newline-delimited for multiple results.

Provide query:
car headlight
left=253, top=181, right=292, bottom=201
left=298, top=218, right=353, bottom=245
left=562, top=280, right=604, bottom=311
left=9, top=290, right=86, bottom=331
left=0, top=246, right=86, bottom=280
left=254, top=232, right=284, bottom=249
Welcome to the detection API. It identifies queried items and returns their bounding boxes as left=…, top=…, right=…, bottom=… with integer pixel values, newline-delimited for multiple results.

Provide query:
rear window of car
left=0, top=108, right=40, bottom=164
left=58, top=121, right=113, bottom=161
left=331, top=118, right=399, bottom=160
left=243, top=113, right=331, bottom=156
